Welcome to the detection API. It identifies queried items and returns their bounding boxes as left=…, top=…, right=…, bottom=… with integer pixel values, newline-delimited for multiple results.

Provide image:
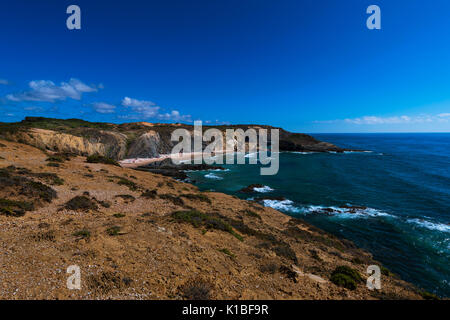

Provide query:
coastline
left=0, top=138, right=426, bottom=299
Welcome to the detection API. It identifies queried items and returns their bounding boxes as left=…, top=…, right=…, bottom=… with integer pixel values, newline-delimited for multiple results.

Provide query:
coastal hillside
left=0, top=117, right=346, bottom=160
left=0, top=138, right=424, bottom=299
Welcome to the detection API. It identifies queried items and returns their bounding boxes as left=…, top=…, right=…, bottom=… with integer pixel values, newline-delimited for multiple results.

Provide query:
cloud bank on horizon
left=316, top=114, right=450, bottom=125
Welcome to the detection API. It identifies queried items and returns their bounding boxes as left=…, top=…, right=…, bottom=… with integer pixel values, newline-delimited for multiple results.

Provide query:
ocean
left=186, top=133, right=450, bottom=297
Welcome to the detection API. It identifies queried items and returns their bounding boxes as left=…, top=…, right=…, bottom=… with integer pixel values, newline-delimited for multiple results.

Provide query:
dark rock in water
left=309, top=205, right=368, bottom=216
left=339, top=205, right=367, bottom=213
left=239, top=184, right=265, bottom=193
left=135, top=158, right=225, bottom=181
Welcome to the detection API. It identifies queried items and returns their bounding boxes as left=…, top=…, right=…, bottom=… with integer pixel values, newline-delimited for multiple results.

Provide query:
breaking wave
left=253, top=185, right=274, bottom=193
left=204, top=173, right=223, bottom=180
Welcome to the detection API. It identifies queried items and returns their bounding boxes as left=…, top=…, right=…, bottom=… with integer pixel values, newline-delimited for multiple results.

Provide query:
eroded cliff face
left=126, top=131, right=164, bottom=159
left=3, top=128, right=129, bottom=160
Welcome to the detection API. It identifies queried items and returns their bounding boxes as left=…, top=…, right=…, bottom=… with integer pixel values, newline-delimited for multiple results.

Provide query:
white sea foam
left=291, top=151, right=316, bottom=155
left=262, top=199, right=301, bottom=213
left=253, top=185, right=274, bottom=193
left=343, top=150, right=373, bottom=154
left=204, top=173, right=223, bottom=180
left=302, top=205, right=392, bottom=219
left=407, top=218, right=450, bottom=233
left=184, top=168, right=230, bottom=173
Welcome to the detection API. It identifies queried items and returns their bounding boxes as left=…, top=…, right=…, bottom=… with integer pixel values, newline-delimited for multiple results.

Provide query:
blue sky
left=0, top=0, right=449, bottom=132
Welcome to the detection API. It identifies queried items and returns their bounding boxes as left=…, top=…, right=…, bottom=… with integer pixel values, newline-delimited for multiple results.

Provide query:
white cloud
left=93, top=102, right=116, bottom=114
left=0, top=79, right=10, bottom=85
left=159, top=110, right=191, bottom=122
left=121, top=97, right=191, bottom=122
left=6, top=78, right=99, bottom=102
left=121, top=97, right=160, bottom=117
left=121, top=96, right=156, bottom=108
left=316, top=114, right=448, bottom=125
left=344, top=115, right=417, bottom=125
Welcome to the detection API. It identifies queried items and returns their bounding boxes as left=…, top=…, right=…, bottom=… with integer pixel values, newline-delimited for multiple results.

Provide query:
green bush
left=46, top=156, right=65, bottom=163
left=64, top=196, right=98, bottom=211
left=73, top=229, right=91, bottom=238
left=86, top=155, right=119, bottom=166
left=117, top=178, right=138, bottom=191
left=141, top=189, right=157, bottom=199
left=113, top=213, right=126, bottom=218
left=106, top=225, right=121, bottom=236
left=330, top=266, right=363, bottom=290
left=218, top=248, right=235, bottom=258
left=46, top=162, right=60, bottom=167
left=0, top=198, right=34, bottom=217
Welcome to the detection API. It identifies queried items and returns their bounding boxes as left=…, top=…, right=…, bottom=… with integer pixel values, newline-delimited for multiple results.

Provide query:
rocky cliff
left=0, top=117, right=349, bottom=161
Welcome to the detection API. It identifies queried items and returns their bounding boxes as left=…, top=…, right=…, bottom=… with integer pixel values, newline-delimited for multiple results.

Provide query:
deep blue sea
left=186, top=133, right=450, bottom=297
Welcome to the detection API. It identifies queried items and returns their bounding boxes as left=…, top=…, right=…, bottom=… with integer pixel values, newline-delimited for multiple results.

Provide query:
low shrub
left=172, top=210, right=243, bottom=241
left=73, top=229, right=91, bottom=238
left=0, top=198, right=34, bottom=217
left=106, top=225, right=121, bottom=236
left=46, top=162, right=60, bottom=167
left=141, top=189, right=157, bottom=199
left=180, top=193, right=211, bottom=204
left=86, top=155, right=119, bottom=166
left=45, top=156, right=65, bottom=163
left=117, top=178, right=138, bottom=191
left=273, top=244, right=298, bottom=264
left=97, top=199, right=111, bottom=208
left=240, top=209, right=261, bottom=219
left=114, top=194, right=136, bottom=202
left=33, top=172, right=64, bottom=186
left=160, top=194, right=184, bottom=206
left=218, top=248, right=235, bottom=258
left=64, top=196, right=98, bottom=211
left=330, top=266, right=363, bottom=290
left=259, top=263, right=279, bottom=274
left=87, top=271, right=131, bottom=294
left=32, top=230, right=56, bottom=242
left=179, top=278, right=214, bottom=300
